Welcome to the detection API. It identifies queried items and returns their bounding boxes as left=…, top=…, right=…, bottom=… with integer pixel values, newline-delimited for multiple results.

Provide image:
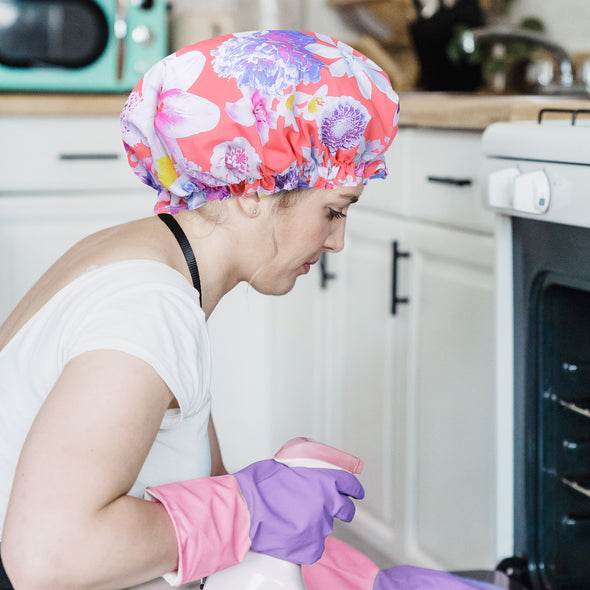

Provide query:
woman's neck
left=172, top=209, right=244, bottom=320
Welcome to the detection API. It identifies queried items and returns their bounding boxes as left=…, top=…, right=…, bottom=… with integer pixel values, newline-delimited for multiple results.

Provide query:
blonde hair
left=194, top=187, right=308, bottom=226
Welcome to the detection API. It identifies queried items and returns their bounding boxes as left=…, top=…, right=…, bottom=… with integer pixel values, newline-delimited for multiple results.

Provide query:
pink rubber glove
left=145, top=459, right=364, bottom=586
left=302, top=537, right=502, bottom=590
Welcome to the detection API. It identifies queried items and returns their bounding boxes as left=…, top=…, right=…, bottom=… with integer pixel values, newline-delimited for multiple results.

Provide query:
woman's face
left=249, top=184, right=364, bottom=295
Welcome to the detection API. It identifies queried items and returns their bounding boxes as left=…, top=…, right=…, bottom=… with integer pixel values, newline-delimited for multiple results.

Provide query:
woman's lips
left=302, top=259, right=319, bottom=274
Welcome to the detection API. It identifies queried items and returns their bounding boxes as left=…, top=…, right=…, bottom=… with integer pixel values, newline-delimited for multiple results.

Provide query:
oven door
left=511, top=217, right=590, bottom=590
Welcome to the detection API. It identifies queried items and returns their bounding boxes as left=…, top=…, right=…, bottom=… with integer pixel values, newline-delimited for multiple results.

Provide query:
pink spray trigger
left=274, top=437, right=364, bottom=474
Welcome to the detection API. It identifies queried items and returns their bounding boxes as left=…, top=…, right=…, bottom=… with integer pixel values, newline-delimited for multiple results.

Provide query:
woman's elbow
left=2, top=532, right=83, bottom=590
left=2, top=539, right=47, bottom=589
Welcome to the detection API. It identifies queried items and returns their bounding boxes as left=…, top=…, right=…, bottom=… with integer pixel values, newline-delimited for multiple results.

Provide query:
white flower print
left=210, top=137, right=262, bottom=184
left=225, top=88, right=279, bottom=145
left=306, top=34, right=399, bottom=102
left=122, top=51, right=219, bottom=147
left=295, top=84, right=329, bottom=121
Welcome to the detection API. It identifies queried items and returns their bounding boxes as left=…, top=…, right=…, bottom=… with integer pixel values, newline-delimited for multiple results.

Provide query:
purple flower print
left=212, top=31, right=324, bottom=96
left=320, top=99, right=369, bottom=153
left=273, top=164, right=300, bottom=192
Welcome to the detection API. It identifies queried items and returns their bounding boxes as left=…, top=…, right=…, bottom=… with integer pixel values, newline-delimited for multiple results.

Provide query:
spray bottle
left=203, top=437, right=364, bottom=590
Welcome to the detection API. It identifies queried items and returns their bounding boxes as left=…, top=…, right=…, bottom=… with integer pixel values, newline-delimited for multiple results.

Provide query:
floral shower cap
left=120, top=30, right=400, bottom=213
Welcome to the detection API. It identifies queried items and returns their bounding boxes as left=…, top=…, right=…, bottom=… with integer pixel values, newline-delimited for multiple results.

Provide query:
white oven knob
left=513, top=169, right=551, bottom=214
left=488, top=166, right=520, bottom=209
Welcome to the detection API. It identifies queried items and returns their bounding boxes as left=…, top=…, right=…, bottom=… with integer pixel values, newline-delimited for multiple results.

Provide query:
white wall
left=507, top=0, right=590, bottom=53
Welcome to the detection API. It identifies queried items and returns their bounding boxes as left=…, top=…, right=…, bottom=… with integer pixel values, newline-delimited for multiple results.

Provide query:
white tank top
left=0, top=260, right=213, bottom=537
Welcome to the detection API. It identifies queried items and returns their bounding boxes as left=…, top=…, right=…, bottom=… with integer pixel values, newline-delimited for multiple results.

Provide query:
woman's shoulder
left=0, top=217, right=196, bottom=350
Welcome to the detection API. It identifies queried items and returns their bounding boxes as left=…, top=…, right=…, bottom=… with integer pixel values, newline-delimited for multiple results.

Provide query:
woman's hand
left=233, top=459, right=365, bottom=564
left=142, top=456, right=365, bottom=585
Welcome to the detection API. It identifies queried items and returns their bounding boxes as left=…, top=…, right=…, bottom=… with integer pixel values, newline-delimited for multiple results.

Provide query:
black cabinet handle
left=391, top=241, right=410, bottom=315
left=427, top=175, right=472, bottom=187
left=320, top=252, right=336, bottom=289
left=59, top=153, right=120, bottom=160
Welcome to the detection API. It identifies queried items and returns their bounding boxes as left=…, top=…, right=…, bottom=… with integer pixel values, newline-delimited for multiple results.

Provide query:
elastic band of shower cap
left=120, top=30, right=400, bottom=214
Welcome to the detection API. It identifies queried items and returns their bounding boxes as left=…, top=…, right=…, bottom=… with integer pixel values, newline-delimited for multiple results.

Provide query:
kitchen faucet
left=461, top=25, right=578, bottom=92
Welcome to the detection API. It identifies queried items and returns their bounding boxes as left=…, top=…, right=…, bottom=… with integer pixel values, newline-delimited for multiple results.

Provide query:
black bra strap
left=158, top=213, right=202, bottom=308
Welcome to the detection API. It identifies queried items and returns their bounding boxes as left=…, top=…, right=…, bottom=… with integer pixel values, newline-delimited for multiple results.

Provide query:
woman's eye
left=328, top=208, right=346, bottom=220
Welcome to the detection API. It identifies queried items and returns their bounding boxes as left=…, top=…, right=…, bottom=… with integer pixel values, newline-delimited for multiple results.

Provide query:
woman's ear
left=235, top=194, right=262, bottom=218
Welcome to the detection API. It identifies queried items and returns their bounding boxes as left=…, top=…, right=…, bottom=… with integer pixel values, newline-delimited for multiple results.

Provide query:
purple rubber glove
left=374, top=566, right=503, bottom=590
left=461, top=581, right=505, bottom=590
left=233, top=459, right=364, bottom=564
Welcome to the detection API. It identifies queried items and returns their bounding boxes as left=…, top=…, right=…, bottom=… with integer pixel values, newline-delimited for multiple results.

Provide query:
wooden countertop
left=2, top=91, right=590, bottom=130
left=0, top=93, right=129, bottom=116
left=398, top=92, right=590, bottom=129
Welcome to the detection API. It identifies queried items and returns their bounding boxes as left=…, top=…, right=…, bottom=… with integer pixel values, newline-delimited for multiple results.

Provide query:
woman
left=0, top=31, right=495, bottom=590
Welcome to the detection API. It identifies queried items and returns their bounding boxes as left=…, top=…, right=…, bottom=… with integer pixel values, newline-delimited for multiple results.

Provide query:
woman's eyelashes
left=328, top=208, right=346, bottom=220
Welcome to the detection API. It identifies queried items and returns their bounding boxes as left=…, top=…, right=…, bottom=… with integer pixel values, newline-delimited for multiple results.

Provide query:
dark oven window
left=0, top=0, right=109, bottom=68
left=533, top=279, right=590, bottom=589
left=515, top=217, right=590, bottom=590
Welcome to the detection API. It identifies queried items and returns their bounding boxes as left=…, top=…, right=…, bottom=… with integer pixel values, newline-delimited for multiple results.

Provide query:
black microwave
left=0, top=0, right=168, bottom=92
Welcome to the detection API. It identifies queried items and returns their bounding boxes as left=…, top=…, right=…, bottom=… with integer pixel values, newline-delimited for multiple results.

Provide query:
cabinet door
left=267, top=264, right=329, bottom=449
left=207, top=283, right=277, bottom=472
left=0, top=191, right=153, bottom=323
left=402, top=220, right=496, bottom=570
left=328, top=208, right=497, bottom=570
left=327, top=208, right=410, bottom=559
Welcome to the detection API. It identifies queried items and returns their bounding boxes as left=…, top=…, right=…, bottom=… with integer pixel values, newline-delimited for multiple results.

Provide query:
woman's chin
left=250, top=275, right=299, bottom=297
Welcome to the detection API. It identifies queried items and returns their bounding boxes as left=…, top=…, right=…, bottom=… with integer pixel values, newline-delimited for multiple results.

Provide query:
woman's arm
left=2, top=350, right=180, bottom=590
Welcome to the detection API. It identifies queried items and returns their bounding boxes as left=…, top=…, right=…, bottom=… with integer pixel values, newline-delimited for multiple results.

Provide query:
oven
left=482, top=110, right=590, bottom=590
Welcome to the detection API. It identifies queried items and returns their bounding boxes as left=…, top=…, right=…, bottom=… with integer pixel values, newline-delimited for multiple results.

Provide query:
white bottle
left=203, top=438, right=364, bottom=590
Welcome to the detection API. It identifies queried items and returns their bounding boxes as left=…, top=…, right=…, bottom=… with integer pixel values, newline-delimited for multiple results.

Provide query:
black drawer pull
left=59, top=153, right=120, bottom=160
left=391, top=241, right=410, bottom=316
left=427, top=175, right=472, bottom=187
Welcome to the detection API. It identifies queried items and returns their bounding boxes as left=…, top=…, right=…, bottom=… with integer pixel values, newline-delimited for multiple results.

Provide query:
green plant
left=447, top=16, right=545, bottom=86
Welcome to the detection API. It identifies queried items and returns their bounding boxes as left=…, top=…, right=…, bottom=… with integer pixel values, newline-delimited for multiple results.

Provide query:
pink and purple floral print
left=121, top=30, right=400, bottom=214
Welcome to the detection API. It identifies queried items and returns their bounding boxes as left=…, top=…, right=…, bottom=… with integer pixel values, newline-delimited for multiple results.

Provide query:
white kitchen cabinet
left=398, top=218, right=495, bottom=570
left=0, top=116, right=154, bottom=324
left=323, top=207, right=495, bottom=571
left=266, top=128, right=498, bottom=570
left=0, top=192, right=153, bottom=324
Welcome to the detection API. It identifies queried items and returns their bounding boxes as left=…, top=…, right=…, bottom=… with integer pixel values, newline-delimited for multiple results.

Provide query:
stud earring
left=252, top=209, right=258, bottom=215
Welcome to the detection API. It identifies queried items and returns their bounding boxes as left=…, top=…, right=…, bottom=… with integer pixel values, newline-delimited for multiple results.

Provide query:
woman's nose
left=323, top=221, right=346, bottom=253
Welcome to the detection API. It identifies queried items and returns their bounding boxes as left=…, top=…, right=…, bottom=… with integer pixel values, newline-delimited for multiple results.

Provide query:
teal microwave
left=0, top=0, right=168, bottom=92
